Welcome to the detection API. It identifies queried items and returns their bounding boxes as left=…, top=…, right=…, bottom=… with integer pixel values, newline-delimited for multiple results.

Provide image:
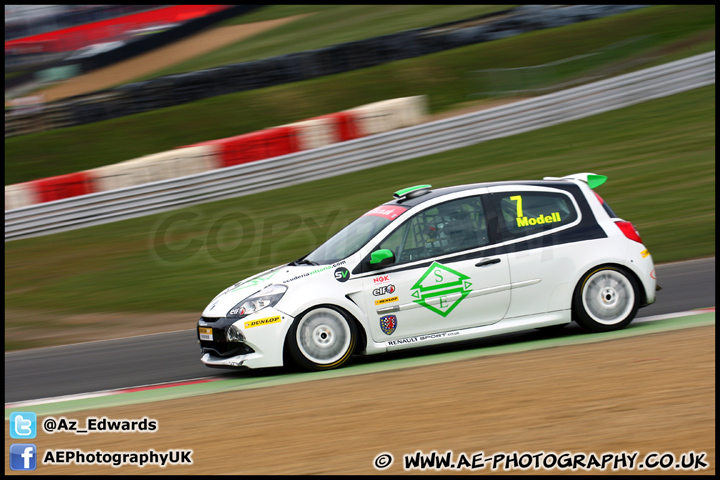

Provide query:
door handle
left=475, top=258, right=501, bottom=267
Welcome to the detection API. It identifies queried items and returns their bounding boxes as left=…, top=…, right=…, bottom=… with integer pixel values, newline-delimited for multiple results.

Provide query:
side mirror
left=369, top=249, right=395, bottom=269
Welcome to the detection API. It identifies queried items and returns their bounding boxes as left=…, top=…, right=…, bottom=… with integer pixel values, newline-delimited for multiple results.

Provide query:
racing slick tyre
left=286, top=306, right=357, bottom=371
left=573, top=266, right=640, bottom=333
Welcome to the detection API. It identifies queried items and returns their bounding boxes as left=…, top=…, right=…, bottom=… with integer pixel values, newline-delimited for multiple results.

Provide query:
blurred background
left=4, top=5, right=715, bottom=351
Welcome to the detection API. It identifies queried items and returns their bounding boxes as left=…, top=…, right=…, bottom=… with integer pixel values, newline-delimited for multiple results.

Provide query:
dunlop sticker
left=244, top=315, right=281, bottom=329
left=375, top=296, right=399, bottom=306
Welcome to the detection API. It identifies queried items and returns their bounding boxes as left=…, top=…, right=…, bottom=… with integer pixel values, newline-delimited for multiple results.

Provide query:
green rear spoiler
left=543, top=173, right=607, bottom=189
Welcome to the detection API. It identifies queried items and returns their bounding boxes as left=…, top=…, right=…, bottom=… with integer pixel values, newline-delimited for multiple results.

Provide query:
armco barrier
left=4, top=52, right=715, bottom=241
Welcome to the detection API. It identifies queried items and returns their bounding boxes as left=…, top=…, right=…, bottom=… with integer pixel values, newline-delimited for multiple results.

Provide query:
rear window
left=495, top=191, right=578, bottom=238
left=594, top=191, right=618, bottom=218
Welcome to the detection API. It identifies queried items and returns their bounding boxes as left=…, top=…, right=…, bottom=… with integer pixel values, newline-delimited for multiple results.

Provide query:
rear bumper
left=633, top=249, right=657, bottom=307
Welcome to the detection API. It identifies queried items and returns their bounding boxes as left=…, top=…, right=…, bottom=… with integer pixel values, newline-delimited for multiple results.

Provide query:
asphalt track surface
left=5, top=257, right=715, bottom=404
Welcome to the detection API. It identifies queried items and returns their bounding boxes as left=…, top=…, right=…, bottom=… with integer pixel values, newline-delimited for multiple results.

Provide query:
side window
left=495, top=191, right=578, bottom=238
left=378, top=196, right=489, bottom=265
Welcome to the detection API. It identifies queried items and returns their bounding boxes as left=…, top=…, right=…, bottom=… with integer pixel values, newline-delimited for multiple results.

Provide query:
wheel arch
left=571, top=262, right=643, bottom=331
left=282, top=303, right=368, bottom=362
left=573, top=262, right=647, bottom=311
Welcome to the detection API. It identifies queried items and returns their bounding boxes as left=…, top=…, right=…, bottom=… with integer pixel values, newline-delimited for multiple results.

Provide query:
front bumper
left=196, top=308, right=293, bottom=369
left=200, top=352, right=257, bottom=369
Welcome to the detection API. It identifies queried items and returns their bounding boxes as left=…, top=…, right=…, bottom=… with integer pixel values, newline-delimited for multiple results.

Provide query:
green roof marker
left=393, top=184, right=432, bottom=198
left=587, top=174, right=608, bottom=189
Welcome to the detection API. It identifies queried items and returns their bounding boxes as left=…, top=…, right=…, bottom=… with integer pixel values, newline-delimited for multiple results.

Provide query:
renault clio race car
left=197, top=173, right=658, bottom=371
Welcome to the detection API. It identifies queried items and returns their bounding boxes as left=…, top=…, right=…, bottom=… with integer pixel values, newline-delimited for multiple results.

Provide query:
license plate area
left=198, top=327, right=213, bottom=341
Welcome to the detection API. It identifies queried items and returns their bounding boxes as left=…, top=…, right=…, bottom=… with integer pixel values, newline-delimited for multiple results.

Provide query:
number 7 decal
left=510, top=195, right=523, bottom=218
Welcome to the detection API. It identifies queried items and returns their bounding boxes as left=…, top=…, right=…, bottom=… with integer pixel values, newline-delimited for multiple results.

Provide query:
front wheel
left=573, top=266, right=640, bottom=333
left=286, top=306, right=357, bottom=371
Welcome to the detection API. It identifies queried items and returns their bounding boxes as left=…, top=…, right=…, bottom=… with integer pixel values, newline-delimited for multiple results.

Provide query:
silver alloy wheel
left=581, top=269, right=635, bottom=325
left=295, top=307, right=352, bottom=365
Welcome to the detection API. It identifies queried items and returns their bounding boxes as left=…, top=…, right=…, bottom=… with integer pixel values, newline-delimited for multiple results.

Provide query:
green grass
left=147, top=5, right=514, bottom=80
left=5, top=5, right=715, bottom=185
left=5, top=86, right=715, bottom=324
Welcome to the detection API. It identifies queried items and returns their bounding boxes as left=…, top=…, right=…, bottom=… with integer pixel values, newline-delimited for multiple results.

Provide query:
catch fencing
left=4, top=51, right=715, bottom=241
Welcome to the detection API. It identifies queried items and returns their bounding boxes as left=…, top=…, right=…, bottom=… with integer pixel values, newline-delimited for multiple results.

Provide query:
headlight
left=226, top=325, right=245, bottom=342
left=227, top=284, right=287, bottom=318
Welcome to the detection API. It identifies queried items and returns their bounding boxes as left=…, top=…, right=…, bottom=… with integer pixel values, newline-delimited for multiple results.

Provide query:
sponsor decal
left=231, top=269, right=280, bottom=292
left=198, top=327, right=213, bottom=341
left=379, top=315, right=397, bottom=335
left=411, top=262, right=472, bottom=317
left=334, top=267, right=350, bottom=282
left=375, top=296, right=399, bottom=306
left=516, top=212, right=561, bottom=227
left=362, top=205, right=408, bottom=221
left=641, top=249, right=650, bottom=258
left=373, top=275, right=390, bottom=285
left=244, top=315, right=281, bottom=329
left=510, top=195, right=561, bottom=228
left=284, top=260, right=346, bottom=283
left=387, top=331, right=460, bottom=346
left=372, top=284, right=396, bottom=296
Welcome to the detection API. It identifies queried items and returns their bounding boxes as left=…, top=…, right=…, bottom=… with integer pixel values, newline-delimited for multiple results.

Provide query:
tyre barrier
left=4, top=183, right=38, bottom=211
left=322, top=111, right=362, bottom=142
left=349, top=96, right=427, bottom=136
left=289, top=118, right=338, bottom=151
left=29, top=171, right=95, bottom=204
left=5, top=96, right=427, bottom=209
left=91, top=145, right=218, bottom=192
left=206, top=126, right=302, bottom=168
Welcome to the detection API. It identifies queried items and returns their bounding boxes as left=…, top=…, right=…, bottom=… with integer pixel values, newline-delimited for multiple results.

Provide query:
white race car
left=197, top=173, right=658, bottom=371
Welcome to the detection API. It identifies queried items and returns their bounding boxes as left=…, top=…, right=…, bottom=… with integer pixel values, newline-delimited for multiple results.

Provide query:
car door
left=488, top=184, right=595, bottom=318
left=358, top=192, right=511, bottom=342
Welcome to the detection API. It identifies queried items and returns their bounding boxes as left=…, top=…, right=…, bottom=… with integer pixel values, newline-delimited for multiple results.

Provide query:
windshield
left=304, top=205, right=408, bottom=264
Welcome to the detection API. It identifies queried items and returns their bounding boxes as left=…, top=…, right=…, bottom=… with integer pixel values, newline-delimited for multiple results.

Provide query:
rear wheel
left=573, top=266, right=639, bottom=332
left=286, top=306, right=357, bottom=371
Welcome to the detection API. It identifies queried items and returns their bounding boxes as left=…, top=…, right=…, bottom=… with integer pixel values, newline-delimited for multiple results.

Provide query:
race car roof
left=384, top=179, right=580, bottom=209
